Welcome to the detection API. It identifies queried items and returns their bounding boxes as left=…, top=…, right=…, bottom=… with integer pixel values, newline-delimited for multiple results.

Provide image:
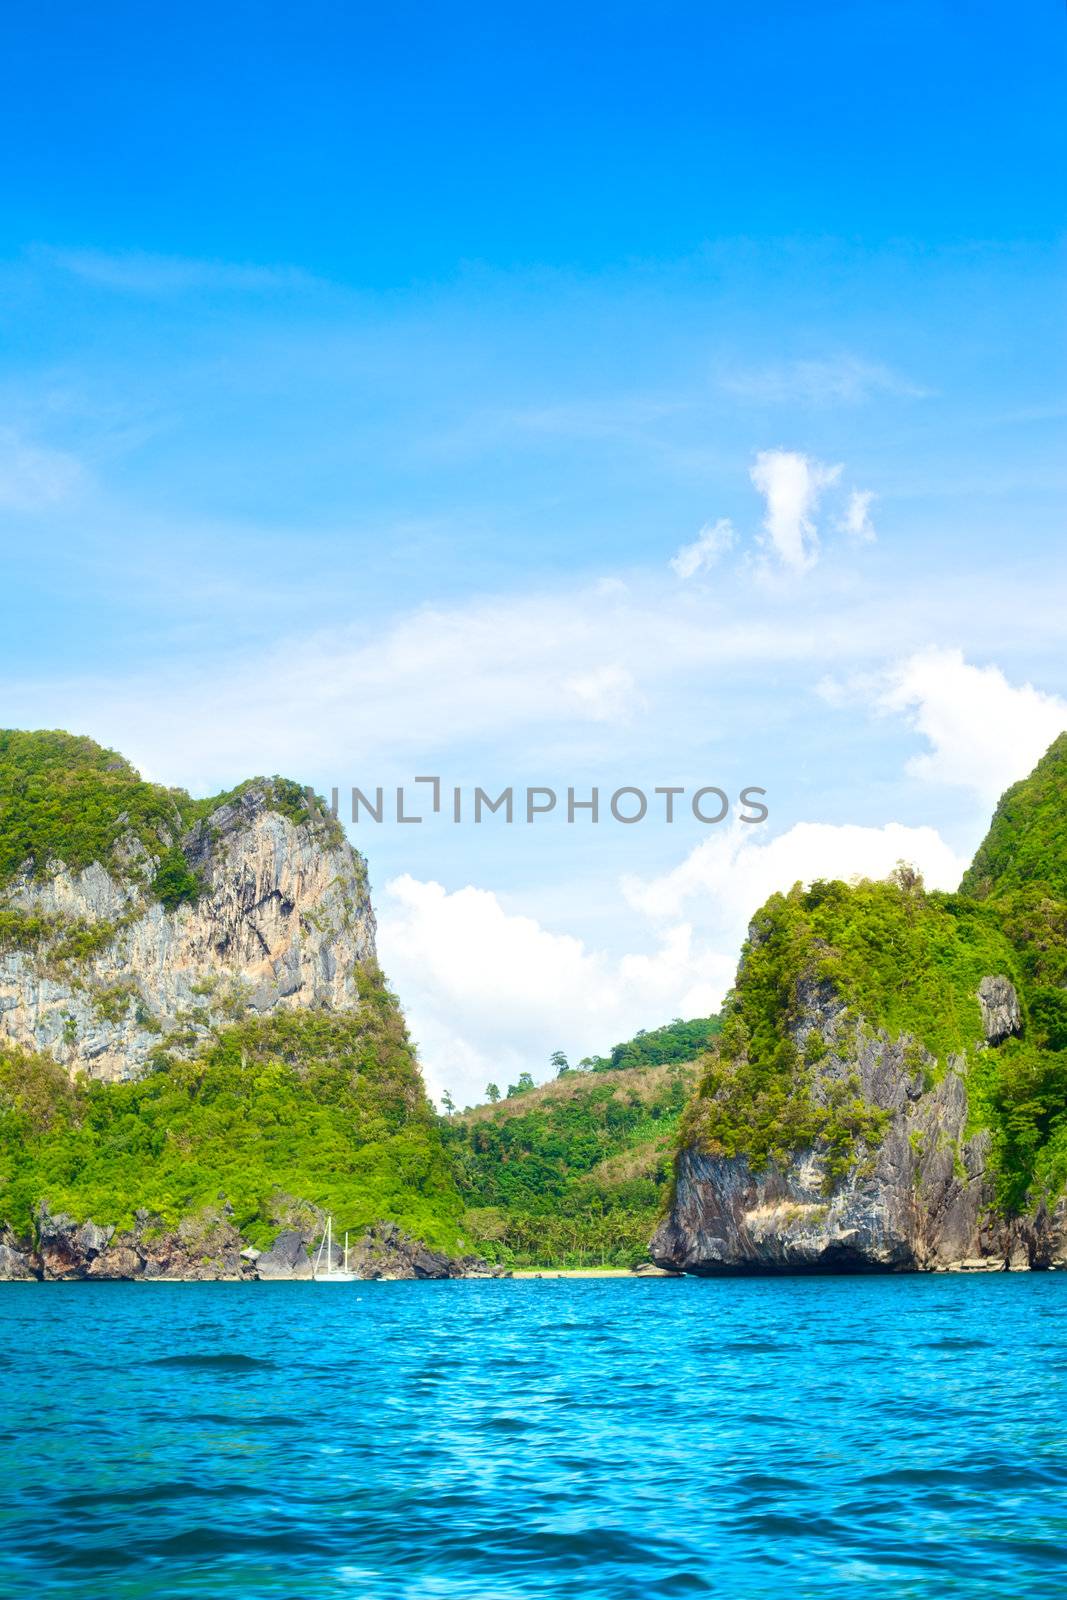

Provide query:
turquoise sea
left=1, top=1276, right=1066, bottom=1599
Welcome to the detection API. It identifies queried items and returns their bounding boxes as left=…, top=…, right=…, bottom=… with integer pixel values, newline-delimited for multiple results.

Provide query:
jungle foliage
left=574, top=1015, right=720, bottom=1074
left=0, top=964, right=463, bottom=1250
left=443, top=1061, right=701, bottom=1267
left=681, top=733, right=1067, bottom=1211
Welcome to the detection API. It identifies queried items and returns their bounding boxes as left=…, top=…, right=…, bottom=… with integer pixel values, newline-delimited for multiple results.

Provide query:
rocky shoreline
left=0, top=1208, right=510, bottom=1282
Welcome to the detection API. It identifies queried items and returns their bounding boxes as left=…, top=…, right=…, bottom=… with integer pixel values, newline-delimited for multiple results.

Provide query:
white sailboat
left=313, top=1215, right=358, bottom=1282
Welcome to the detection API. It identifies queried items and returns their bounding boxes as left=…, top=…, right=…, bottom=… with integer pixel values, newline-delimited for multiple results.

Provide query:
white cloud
left=379, top=815, right=967, bottom=1108
left=878, top=646, right=1067, bottom=802
left=0, top=577, right=906, bottom=789
left=562, top=664, right=637, bottom=722
left=5, top=565, right=1064, bottom=800
left=623, top=818, right=966, bottom=925
left=670, top=517, right=736, bottom=579
left=750, top=449, right=842, bottom=574
left=838, top=488, right=877, bottom=543
left=0, top=428, right=83, bottom=512
left=377, top=875, right=718, bottom=1106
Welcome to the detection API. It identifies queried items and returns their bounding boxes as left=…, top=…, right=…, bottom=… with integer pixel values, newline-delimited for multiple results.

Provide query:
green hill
left=0, top=731, right=463, bottom=1255
left=574, top=1014, right=720, bottom=1074
left=443, top=1053, right=708, bottom=1267
left=961, top=733, right=1067, bottom=902
left=14, top=726, right=1064, bottom=1268
left=0, top=967, right=463, bottom=1250
left=678, top=733, right=1067, bottom=1214
left=0, top=727, right=339, bottom=904
left=0, top=730, right=721, bottom=1269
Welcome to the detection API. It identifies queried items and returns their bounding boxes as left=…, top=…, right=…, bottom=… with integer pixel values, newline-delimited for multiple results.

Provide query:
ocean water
left=1, top=1277, right=1066, bottom=1600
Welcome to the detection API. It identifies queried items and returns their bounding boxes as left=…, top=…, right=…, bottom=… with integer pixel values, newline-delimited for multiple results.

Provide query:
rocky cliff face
left=0, top=733, right=473, bottom=1282
left=651, top=974, right=1065, bottom=1274
left=0, top=784, right=375, bottom=1081
left=653, top=734, right=1067, bottom=1275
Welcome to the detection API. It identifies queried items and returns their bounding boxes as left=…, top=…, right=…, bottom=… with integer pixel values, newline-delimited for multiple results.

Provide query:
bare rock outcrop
left=17, top=1203, right=256, bottom=1281
left=0, top=783, right=376, bottom=1082
left=977, top=975, right=1022, bottom=1045
left=255, top=1229, right=315, bottom=1280
left=0, top=1228, right=37, bottom=1280
left=652, top=974, right=1063, bottom=1275
left=0, top=1210, right=512, bottom=1281
left=36, top=1207, right=116, bottom=1278
left=253, top=1221, right=510, bottom=1281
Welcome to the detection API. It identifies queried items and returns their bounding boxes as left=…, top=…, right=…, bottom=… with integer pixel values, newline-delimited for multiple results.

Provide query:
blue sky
left=1, top=1, right=1065, bottom=1101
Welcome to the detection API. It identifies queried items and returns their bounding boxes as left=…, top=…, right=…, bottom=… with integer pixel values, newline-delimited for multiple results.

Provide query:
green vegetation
left=957, top=733, right=1067, bottom=1207
left=574, top=1014, right=720, bottom=1073
left=3, top=725, right=1065, bottom=1265
left=967, top=1038, right=1067, bottom=1213
left=0, top=907, right=122, bottom=966
left=0, top=728, right=341, bottom=902
left=961, top=734, right=1067, bottom=901
left=0, top=964, right=463, bottom=1250
left=433, top=1017, right=722, bottom=1265
left=681, top=871, right=1015, bottom=1188
left=681, top=733, right=1067, bottom=1212
left=956, top=740, right=1067, bottom=997
left=151, top=847, right=204, bottom=910
left=0, top=729, right=187, bottom=887
left=443, top=1060, right=700, bottom=1266
left=89, top=980, right=140, bottom=1025
left=0, top=730, right=428, bottom=1257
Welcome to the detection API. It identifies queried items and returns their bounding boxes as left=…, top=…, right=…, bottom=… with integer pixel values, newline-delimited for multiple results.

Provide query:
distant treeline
left=443, top=1013, right=722, bottom=1268
left=444, top=1063, right=698, bottom=1268
left=573, top=1015, right=721, bottom=1075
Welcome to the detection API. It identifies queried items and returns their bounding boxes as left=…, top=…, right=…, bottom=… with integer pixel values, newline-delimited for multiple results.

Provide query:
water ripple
left=1, top=1275, right=1066, bottom=1598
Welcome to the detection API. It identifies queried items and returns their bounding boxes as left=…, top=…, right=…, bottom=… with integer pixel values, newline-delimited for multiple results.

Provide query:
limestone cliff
left=652, top=974, right=1065, bottom=1273
left=653, top=734, right=1067, bottom=1274
left=0, top=730, right=469, bottom=1277
left=0, top=776, right=375, bottom=1081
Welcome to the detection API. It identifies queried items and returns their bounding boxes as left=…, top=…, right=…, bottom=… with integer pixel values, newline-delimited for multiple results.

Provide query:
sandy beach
left=509, top=1267, right=678, bottom=1279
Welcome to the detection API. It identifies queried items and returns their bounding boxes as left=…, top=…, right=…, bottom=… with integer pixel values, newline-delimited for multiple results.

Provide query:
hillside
left=961, top=732, right=1067, bottom=902
left=654, top=733, right=1067, bottom=1273
left=444, top=1053, right=707, bottom=1267
left=0, top=973, right=462, bottom=1253
left=575, top=1014, right=721, bottom=1074
left=0, top=729, right=722, bottom=1276
left=0, top=731, right=465, bottom=1273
